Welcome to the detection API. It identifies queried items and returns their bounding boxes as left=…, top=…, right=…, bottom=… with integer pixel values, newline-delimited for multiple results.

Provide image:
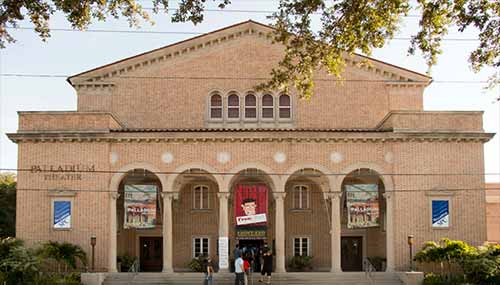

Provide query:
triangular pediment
left=67, top=20, right=431, bottom=87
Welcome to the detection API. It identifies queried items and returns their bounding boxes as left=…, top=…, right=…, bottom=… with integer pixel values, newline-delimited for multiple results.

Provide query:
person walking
left=203, top=257, right=214, bottom=285
left=259, top=248, right=272, bottom=284
left=234, top=254, right=245, bottom=285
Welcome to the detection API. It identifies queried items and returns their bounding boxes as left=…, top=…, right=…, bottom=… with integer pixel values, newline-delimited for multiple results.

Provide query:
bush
left=188, top=255, right=206, bottom=272
left=37, top=241, right=87, bottom=272
left=423, top=273, right=466, bottom=285
left=416, top=239, right=500, bottom=285
left=117, top=254, right=136, bottom=272
left=0, top=238, right=40, bottom=285
left=288, top=255, right=312, bottom=271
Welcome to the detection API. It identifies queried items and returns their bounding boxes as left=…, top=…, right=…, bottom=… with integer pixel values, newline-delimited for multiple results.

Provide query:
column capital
left=217, top=192, right=231, bottom=199
left=161, top=192, right=179, bottom=201
left=109, top=192, right=120, bottom=200
left=272, top=192, right=286, bottom=200
left=324, top=191, right=342, bottom=201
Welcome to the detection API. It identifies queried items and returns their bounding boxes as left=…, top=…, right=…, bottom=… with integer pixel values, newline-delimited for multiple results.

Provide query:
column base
left=330, top=267, right=342, bottom=273
left=218, top=268, right=230, bottom=273
left=274, top=268, right=286, bottom=273
left=162, top=268, right=174, bottom=273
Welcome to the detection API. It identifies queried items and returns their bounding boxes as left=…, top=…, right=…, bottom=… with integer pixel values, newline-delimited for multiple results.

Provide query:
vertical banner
left=53, top=201, right=71, bottom=229
left=346, top=184, right=380, bottom=229
left=218, top=237, right=229, bottom=269
left=432, top=200, right=449, bottom=227
left=124, top=184, right=157, bottom=229
left=235, top=184, right=268, bottom=239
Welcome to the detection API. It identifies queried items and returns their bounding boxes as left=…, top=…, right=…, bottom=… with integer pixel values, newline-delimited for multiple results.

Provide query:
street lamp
left=407, top=235, right=414, bottom=272
left=90, top=235, right=97, bottom=272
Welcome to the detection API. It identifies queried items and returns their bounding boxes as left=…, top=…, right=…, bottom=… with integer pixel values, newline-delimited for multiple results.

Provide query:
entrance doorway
left=237, top=239, right=265, bottom=272
left=341, top=236, right=363, bottom=271
left=140, top=237, right=163, bottom=272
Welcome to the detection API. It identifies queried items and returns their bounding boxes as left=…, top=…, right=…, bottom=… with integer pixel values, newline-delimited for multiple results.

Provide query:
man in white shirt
left=234, top=255, right=245, bottom=285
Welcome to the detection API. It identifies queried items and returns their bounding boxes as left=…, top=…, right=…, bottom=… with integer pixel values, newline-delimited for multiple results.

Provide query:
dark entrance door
left=237, top=239, right=265, bottom=272
left=341, top=236, right=363, bottom=271
left=140, top=237, right=163, bottom=272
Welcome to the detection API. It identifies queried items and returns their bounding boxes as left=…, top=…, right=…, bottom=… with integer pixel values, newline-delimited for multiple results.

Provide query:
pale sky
left=0, top=1, right=499, bottom=182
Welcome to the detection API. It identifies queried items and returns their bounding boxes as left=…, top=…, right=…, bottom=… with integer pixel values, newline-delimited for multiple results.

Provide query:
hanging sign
left=235, top=184, right=268, bottom=239
left=346, top=184, right=380, bottom=229
left=235, top=184, right=268, bottom=226
left=124, top=184, right=157, bottom=229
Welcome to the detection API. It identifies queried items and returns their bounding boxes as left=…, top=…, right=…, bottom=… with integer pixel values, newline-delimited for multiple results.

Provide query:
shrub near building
left=415, top=238, right=500, bottom=285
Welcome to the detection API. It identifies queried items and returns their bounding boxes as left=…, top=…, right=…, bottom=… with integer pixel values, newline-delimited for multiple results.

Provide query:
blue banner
left=54, top=201, right=71, bottom=229
left=432, top=200, right=449, bottom=227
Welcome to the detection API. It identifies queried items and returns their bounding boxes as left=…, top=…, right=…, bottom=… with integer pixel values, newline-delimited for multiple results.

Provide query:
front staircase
left=102, top=272, right=404, bottom=285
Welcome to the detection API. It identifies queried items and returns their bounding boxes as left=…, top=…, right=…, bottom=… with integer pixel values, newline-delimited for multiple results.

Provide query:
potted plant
left=288, top=255, right=313, bottom=271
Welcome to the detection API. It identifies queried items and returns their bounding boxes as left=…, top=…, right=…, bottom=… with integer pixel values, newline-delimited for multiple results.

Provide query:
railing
left=363, top=257, right=376, bottom=284
left=128, top=258, right=139, bottom=273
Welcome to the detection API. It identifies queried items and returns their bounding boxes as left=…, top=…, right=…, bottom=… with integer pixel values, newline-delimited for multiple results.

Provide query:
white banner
left=218, top=237, right=229, bottom=269
left=236, top=213, right=267, bottom=226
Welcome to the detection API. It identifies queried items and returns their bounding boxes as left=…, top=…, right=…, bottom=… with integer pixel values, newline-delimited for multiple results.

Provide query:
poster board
left=53, top=201, right=71, bottom=229
left=432, top=200, right=449, bottom=228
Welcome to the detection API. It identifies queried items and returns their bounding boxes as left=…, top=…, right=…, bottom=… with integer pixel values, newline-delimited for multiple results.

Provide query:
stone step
left=102, top=272, right=403, bottom=285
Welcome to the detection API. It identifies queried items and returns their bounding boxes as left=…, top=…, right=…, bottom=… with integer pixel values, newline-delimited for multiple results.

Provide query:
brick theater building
left=8, top=21, right=494, bottom=273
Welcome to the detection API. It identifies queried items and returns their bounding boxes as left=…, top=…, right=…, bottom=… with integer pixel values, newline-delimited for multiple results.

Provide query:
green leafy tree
left=37, top=241, right=87, bottom=272
left=0, top=173, right=16, bottom=238
left=1, top=1, right=499, bottom=98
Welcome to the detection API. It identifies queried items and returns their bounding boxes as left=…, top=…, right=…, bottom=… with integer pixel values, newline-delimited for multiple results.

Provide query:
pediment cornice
left=67, top=20, right=432, bottom=87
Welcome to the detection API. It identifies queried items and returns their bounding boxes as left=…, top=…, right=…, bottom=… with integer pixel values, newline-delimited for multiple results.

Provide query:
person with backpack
left=203, top=256, right=214, bottom=285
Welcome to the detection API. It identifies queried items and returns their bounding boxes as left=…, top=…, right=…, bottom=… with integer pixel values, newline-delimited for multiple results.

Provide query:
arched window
left=193, top=185, right=209, bottom=209
left=227, top=93, right=240, bottom=119
left=262, top=94, right=274, bottom=119
left=279, top=94, right=291, bottom=119
left=244, top=93, right=257, bottom=119
left=293, top=185, right=309, bottom=209
left=209, top=93, right=222, bottom=119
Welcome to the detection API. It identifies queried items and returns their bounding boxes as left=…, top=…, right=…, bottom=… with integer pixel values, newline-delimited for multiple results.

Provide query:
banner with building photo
left=235, top=184, right=268, bottom=227
left=124, top=184, right=157, bottom=229
left=346, top=184, right=380, bottom=229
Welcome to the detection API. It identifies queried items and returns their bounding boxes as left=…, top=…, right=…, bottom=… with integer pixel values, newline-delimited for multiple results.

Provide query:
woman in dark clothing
left=259, top=249, right=272, bottom=284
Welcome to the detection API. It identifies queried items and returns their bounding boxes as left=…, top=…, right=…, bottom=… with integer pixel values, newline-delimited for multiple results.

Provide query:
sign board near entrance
left=235, top=184, right=268, bottom=226
left=218, top=237, right=229, bottom=269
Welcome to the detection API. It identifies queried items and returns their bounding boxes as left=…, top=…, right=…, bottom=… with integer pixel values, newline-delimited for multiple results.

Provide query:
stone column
left=162, top=192, right=177, bottom=273
left=217, top=192, right=230, bottom=272
left=329, top=192, right=342, bottom=272
left=273, top=192, right=286, bottom=273
left=108, top=193, right=119, bottom=272
left=383, top=192, right=395, bottom=272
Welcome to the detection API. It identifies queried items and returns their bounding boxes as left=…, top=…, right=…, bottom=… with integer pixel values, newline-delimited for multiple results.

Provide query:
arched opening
left=228, top=168, right=275, bottom=272
left=284, top=168, right=331, bottom=271
left=171, top=168, right=220, bottom=271
left=116, top=169, right=163, bottom=272
left=340, top=168, right=387, bottom=272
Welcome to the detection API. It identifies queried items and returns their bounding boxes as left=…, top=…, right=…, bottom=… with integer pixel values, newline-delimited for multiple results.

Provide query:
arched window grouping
left=208, top=91, right=292, bottom=123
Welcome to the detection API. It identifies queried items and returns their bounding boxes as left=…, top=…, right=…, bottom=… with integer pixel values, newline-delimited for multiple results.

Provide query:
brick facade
left=8, top=20, right=494, bottom=273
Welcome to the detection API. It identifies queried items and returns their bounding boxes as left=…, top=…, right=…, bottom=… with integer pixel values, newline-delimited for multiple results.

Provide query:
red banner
left=234, top=184, right=268, bottom=227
